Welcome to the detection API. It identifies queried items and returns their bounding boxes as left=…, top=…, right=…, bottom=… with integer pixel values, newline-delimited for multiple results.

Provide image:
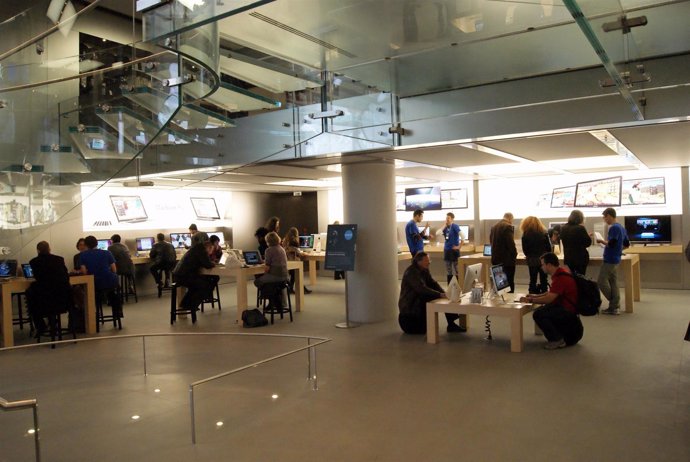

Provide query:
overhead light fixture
left=46, top=0, right=77, bottom=37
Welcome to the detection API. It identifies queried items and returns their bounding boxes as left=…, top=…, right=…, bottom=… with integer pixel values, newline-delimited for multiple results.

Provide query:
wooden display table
left=427, top=295, right=535, bottom=352
left=302, top=252, right=412, bottom=286
left=201, top=260, right=303, bottom=323
left=0, top=275, right=96, bottom=348
left=457, top=253, right=641, bottom=313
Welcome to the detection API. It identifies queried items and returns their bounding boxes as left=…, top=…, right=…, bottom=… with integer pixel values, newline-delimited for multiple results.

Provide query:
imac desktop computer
left=489, top=264, right=511, bottom=302
left=463, top=263, right=483, bottom=294
left=136, top=237, right=155, bottom=254
left=299, top=235, right=314, bottom=250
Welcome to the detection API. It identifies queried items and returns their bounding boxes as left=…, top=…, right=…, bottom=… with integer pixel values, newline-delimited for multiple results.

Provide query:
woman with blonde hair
left=282, top=227, right=312, bottom=294
left=520, top=216, right=551, bottom=294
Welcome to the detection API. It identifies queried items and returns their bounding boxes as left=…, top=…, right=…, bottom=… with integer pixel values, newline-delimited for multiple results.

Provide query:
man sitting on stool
left=26, top=241, right=72, bottom=334
left=521, top=252, right=584, bottom=350
left=173, top=240, right=216, bottom=313
left=150, top=233, right=176, bottom=288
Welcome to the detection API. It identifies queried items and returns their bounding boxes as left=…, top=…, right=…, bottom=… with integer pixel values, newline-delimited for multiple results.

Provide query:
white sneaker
left=543, top=339, right=566, bottom=350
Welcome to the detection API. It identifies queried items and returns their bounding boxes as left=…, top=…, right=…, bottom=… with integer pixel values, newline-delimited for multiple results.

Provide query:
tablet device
left=483, top=244, right=492, bottom=257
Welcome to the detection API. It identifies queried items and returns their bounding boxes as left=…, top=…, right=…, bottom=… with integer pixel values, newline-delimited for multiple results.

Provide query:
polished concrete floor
left=1, top=277, right=689, bottom=461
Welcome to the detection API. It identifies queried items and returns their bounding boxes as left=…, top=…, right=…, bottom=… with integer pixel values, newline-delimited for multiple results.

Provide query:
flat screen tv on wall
left=405, top=186, right=442, bottom=211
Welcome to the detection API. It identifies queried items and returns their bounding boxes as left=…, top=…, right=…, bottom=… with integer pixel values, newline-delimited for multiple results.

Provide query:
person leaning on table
left=398, top=252, right=465, bottom=335
left=520, top=252, right=584, bottom=350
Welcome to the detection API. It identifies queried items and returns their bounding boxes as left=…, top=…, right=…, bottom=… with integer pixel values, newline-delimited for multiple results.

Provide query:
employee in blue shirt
left=441, top=212, right=463, bottom=284
left=594, top=207, right=629, bottom=315
left=405, top=209, right=429, bottom=256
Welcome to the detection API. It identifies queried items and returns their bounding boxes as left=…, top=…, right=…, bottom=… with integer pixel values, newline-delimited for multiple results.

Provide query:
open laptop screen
left=0, top=260, right=18, bottom=277
left=243, top=251, right=261, bottom=265
left=22, top=263, right=34, bottom=278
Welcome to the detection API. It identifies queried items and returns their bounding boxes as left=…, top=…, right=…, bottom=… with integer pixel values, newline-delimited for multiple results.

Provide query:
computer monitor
left=299, top=235, right=314, bottom=249
left=458, top=225, right=470, bottom=241
left=136, top=237, right=155, bottom=252
left=490, top=264, right=511, bottom=299
left=21, top=263, right=33, bottom=278
left=97, top=239, right=112, bottom=251
left=170, top=232, right=192, bottom=249
left=463, top=263, right=483, bottom=293
left=624, top=215, right=672, bottom=244
left=0, top=260, right=18, bottom=277
left=208, top=231, right=225, bottom=245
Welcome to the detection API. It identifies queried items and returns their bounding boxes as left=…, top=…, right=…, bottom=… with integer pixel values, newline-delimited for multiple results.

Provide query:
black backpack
left=242, top=308, right=268, bottom=328
left=557, top=272, right=602, bottom=316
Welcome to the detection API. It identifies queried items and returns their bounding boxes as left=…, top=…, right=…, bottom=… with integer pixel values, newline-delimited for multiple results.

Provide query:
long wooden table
left=303, top=252, right=412, bottom=286
left=0, top=275, right=97, bottom=348
left=202, top=261, right=304, bottom=323
left=457, top=253, right=641, bottom=313
left=427, top=295, right=535, bottom=352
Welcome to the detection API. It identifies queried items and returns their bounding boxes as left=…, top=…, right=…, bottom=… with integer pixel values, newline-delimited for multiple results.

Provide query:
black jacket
left=398, top=263, right=444, bottom=318
left=150, top=241, right=176, bottom=265
left=490, top=219, right=517, bottom=266
left=560, top=223, right=592, bottom=270
left=173, top=243, right=214, bottom=280
left=521, top=230, right=551, bottom=267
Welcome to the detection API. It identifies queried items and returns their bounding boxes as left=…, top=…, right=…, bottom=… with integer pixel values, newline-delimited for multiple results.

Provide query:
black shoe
left=304, top=287, right=312, bottom=294
left=447, top=323, right=467, bottom=333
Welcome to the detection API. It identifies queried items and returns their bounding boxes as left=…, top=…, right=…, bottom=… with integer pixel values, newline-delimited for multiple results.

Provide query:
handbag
left=242, top=308, right=268, bottom=328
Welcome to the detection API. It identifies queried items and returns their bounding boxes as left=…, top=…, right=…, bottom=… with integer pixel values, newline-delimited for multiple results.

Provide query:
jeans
left=504, top=265, right=516, bottom=292
left=597, top=262, right=620, bottom=309
left=527, top=265, right=548, bottom=294
left=533, top=305, right=583, bottom=345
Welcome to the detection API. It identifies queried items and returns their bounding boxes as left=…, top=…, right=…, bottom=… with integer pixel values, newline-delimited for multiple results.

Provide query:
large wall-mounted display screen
left=621, top=177, right=666, bottom=205
left=550, top=186, right=575, bottom=208
left=190, top=197, right=220, bottom=220
left=110, top=196, right=148, bottom=222
left=574, top=176, right=621, bottom=207
left=441, top=189, right=468, bottom=209
left=405, top=186, right=442, bottom=211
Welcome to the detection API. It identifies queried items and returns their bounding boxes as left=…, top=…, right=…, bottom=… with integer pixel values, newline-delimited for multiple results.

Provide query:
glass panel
left=219, top=53, right=322, bottom=93
left=207, top=82, right=281, bottom=112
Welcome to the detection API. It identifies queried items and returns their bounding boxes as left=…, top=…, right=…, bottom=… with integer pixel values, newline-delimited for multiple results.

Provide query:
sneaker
left=304, top=287, right=312, bottom=294
left=601, top=307, right=620, bottom=315
left=447, top=323, right=467, bottom=333
left=543, top=339, right=566, bottom=350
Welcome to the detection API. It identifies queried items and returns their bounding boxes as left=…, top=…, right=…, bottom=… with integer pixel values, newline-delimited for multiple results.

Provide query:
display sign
left=324, top=224, right=357, bottom=272
left=395, top=192, right=406, bottom=211
left=574, top=176, right=621, bottom=207
left=441, top=189, right=468, bottom=209
left=110, top=195, right=148, bottom=222
left=621, top=177, right=665, bottom=205
left=550, top=186, right=576, bottom=208
left=190, top=197, right=220, bottom=220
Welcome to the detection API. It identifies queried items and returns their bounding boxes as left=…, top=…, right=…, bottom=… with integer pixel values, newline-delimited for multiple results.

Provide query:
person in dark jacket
left=108, top=234, right=134, bottom=276
left=172, top=241, right=216, bottom=312
left=520, top=216, right=551, bottom=294
left=26, top=241, right=73, bottom=333
left=149, top=233, right=177, bottom=287
left=398, top=252, right=464, bottom=334
left=560, top=209, right=592, bottom=276
left=490, top=212, right=518, bottom=292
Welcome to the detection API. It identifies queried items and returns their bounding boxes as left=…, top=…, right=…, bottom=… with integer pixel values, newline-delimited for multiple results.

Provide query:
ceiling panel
left=480, top=133, right=615, bottom=161
left=395, top=166, right=474, bottom=182
left=234, top=164, right=340, bottom=179
left=610, top=121, right=690, bottom=168
left=374, top=144, right=512, bottom=168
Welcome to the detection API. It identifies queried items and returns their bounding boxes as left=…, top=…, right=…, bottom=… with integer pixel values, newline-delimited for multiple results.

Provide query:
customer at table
left=26, top=241, right=72, bottom=334
left=405, top=209, right=429, bottom=257
left=172, top=240, right=216, bottom=313
left=398, top=252, right=465, bottom=335
left=520, top=252, right=583, bottom=350
left=520, top=216, right=551, bottom=294
left=490, top=212, right=517, bottom=292
left=73, top=237, right=87, bottom=272
left=282, top=227, right=312, bottom=294
left=108, top=234, right=135, bottom=277
left=559, top=210, right=592, bottom=276
left=254, top=226, right=269, bottom=258
left=208, top=234, right=223, bottom=264
left=149, top=233, right=176, bottom=288
left=80, top=235, right=122, bottom=321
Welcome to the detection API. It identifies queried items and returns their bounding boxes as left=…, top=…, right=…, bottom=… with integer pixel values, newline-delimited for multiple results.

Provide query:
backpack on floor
left=242, top=308, right=268, bottom=328
left=558, top=272, right=602, bottom=316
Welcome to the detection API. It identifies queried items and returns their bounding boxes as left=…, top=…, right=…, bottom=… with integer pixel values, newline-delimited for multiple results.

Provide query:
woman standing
left=560, top=209, right=592, bottom=276
left=520, top=216, right=551, bottom=294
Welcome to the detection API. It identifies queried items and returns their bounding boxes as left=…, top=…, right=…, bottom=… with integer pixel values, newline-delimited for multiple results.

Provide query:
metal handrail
left=1, top=332, right=331, bottom=447
left=0, top=396, right=40, bottom=462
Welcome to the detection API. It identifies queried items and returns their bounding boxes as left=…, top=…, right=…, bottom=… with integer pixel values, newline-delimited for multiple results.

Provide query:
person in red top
left=521, top=252, right=584, bottom=350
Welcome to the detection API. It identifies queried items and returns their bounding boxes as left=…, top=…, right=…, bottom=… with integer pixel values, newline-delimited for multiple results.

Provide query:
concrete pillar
left=341, top=160, right=398, bottom=323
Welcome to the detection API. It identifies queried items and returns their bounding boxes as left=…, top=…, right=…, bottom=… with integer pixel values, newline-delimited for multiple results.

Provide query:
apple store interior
left=1, top=1, right=689, bottom=461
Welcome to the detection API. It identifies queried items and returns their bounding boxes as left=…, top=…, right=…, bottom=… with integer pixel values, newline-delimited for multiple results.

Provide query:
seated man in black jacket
left=398, top=252, right=465, bottom=335
left=149, top=233, right=177, bottom=287
left=26, top=241, right=73, bottom=334
left=172, top=241, right=217, bottom=312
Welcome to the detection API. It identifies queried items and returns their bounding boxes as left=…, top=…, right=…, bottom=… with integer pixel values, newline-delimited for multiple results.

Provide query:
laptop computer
left=0, top=259, right=18, bottom=278
left=21, top=263, right=34, bottom=279
left=483, top=244, right=492, bottom=257
left=218, top=252, right=228, bottom=266
left=243, top=250, right=262, bottom=266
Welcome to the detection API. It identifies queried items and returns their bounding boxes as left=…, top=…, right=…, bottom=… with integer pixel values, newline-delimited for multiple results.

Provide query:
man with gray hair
left=490, top=212, right=517, bottom=292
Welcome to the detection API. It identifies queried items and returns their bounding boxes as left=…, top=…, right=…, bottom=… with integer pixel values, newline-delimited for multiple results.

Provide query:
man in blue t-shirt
left=80, top=235, right=122, bottom=322
left=441, top=212, right=463, bottom=284
left=405, top=209, right=428, bottom=256
left=594, top=207, right=629, bottom=315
